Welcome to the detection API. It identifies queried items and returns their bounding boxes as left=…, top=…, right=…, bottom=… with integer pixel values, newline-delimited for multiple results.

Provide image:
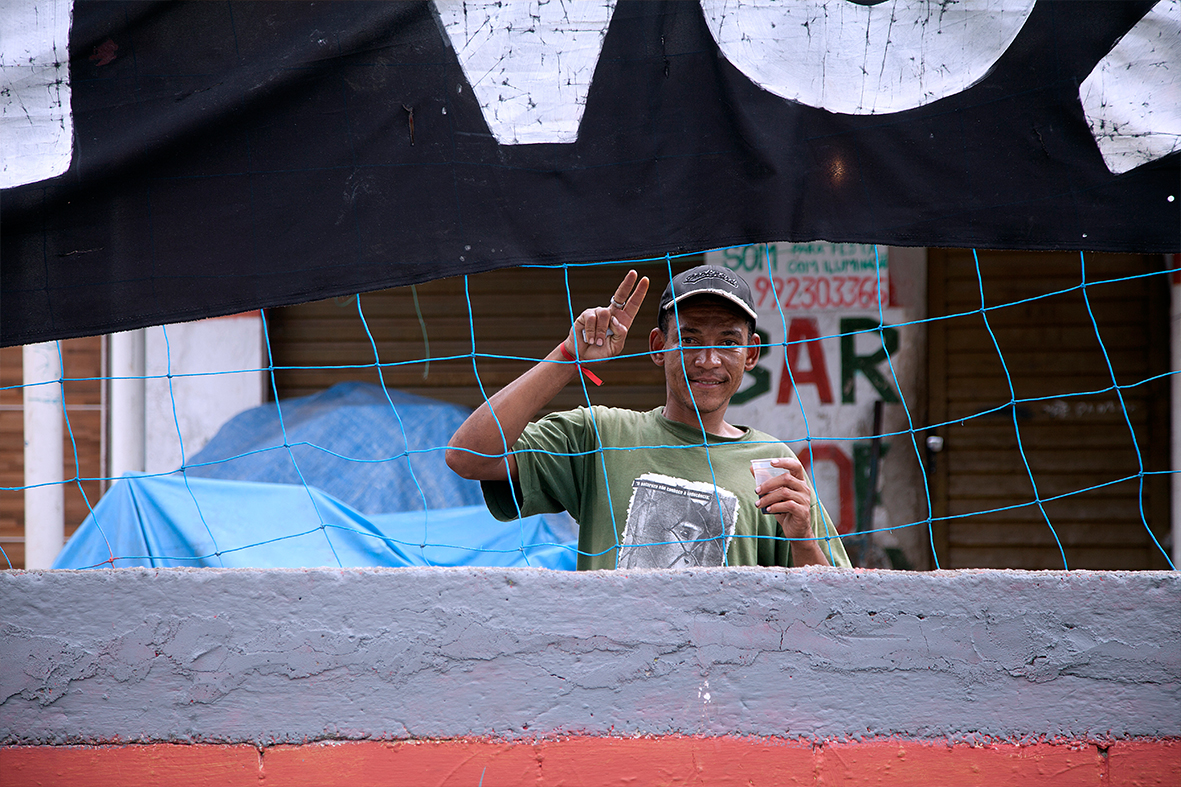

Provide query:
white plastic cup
left=750, top=459, right=786, bottom=514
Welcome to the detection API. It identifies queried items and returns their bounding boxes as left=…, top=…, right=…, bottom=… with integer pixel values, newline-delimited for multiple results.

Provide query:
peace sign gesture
left=566, top=269, right=650, bottom=362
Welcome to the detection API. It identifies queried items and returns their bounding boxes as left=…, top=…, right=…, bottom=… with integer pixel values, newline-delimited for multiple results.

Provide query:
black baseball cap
left=659, top=265, right=758, bottom=327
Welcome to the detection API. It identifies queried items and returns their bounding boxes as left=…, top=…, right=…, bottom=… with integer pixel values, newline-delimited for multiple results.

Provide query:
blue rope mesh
left=4, top=248, right=1175, bottom=572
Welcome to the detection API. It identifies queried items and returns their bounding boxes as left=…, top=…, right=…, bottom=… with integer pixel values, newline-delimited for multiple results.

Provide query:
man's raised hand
left=448, top=269, right=648, bottom=483
left=567, top=269, right=649, bottom=361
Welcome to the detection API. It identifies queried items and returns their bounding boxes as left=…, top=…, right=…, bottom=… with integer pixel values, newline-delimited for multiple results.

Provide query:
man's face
left=649, top=298, right=760, bottom=426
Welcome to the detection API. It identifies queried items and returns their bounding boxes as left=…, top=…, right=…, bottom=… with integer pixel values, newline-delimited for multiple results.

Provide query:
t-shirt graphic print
left=618, top=473, right=739, bottom=569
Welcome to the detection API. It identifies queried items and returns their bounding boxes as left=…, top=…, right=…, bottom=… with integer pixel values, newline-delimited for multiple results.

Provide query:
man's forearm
left=446, top=269, right=647, bottom=482
left=789, top=536, right=831, bottom=568
left=445, top=344, right=577, bottom=481
left=782, top=511, right=832, bottom=568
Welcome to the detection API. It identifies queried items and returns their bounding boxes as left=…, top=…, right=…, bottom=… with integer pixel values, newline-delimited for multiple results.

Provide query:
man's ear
left=744, top=339, right=760, bottom=371
left=649, top=327, right=667, bottom=366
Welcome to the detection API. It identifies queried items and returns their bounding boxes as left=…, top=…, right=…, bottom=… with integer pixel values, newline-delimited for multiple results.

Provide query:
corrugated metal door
left=927, top=249, right=1171, bottom=569
left=267, top=260, right=702, bottom=414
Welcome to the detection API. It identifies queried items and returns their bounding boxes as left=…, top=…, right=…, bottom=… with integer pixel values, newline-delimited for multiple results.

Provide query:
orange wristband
left=559, top=343, right=603, bottom=386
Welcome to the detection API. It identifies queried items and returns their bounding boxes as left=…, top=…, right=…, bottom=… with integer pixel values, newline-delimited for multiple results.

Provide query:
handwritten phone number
left=753, top=275, right=887, bottom=310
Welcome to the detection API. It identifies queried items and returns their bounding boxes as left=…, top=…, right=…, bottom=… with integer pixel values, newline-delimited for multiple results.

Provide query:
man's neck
left=661, top=404, right=743, bottom=439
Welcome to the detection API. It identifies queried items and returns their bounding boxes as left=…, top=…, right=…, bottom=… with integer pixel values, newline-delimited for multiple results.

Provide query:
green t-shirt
left=482, top=406, right=850, bottom=570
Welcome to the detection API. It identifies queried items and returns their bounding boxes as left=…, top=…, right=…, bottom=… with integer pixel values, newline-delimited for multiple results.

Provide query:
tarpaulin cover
left=184, top=382, right=482, bottom=515
left=3, top=1, right=1178, bottom=345
left=53, top=474, right=578, bottom=570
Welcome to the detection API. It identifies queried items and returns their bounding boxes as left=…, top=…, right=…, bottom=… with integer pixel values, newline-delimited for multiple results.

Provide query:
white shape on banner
left=434, top=0, right=617, bottom=145
left=0, top=0, right=73, bottom=189
left=1080, top=0, right=1181, bottom=174
left=699, top=0, right=1036, bottom=115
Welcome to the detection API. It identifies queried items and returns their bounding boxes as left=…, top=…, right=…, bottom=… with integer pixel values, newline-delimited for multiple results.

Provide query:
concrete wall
left=2, top=567, right=1177, bottom=748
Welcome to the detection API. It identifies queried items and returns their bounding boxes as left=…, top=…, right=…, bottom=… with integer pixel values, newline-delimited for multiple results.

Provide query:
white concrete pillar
left=109, top=329, right=146, bottom=477
left=22, top=342, right=64, bottom=569
left=144, top=314, right=265, bottom=473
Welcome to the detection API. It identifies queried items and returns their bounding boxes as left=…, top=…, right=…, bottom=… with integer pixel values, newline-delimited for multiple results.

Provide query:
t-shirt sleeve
left=481, top=409, right=595, bottom=522
left=811, top=498, right=851, bottom=568
left=789, top=440, right=851, bottom=568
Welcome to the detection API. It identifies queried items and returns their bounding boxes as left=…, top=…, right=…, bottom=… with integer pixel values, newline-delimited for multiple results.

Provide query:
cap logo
left=682, top=268, right=740, bottom=289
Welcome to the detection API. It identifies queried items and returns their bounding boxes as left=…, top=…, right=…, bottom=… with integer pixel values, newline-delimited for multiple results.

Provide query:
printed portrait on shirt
left=618, top=473, right=738, bottom=569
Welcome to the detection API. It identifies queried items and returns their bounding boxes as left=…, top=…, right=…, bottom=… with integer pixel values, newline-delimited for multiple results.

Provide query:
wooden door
left=267, top=259, right=702, bottom=414
left=927, top=249, right=1171, bottom=569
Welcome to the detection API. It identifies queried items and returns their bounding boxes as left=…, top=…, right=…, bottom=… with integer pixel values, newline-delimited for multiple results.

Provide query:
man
left=446, top=265, right=850, bottom=570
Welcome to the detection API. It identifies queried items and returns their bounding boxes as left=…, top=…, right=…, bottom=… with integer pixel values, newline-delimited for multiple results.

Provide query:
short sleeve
left=480, top=408, right=597, bottom=522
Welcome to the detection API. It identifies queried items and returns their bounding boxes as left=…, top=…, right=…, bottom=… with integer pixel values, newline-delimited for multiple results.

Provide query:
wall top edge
left=3, top=565, right=1178, bottom=580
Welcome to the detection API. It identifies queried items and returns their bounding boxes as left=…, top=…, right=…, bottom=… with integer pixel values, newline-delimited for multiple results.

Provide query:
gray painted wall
left=1, top=567, right=1177, bottom=746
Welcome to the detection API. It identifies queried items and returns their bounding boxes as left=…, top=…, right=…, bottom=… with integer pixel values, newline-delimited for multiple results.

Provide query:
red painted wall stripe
left=2, top=738, right=1178, bottom=787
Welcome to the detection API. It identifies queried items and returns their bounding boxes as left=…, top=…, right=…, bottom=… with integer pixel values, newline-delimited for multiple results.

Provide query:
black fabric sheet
left=2, top=0, right=1178, bottom=345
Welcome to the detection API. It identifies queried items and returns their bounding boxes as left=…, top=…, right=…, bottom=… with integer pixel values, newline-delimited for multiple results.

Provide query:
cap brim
left=663, top=288, right=758, bottom=324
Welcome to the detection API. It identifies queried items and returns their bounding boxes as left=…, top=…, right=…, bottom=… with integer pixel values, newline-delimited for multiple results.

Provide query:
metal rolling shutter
left=927, top=249, right=1171, bottom=569
left=267, top=260, right=703, bottom=415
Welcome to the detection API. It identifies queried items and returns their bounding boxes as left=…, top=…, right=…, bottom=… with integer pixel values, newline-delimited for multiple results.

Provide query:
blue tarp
left=54, top=474, right=577, bottom=570
left=55, top=382, right=578, bottom=570
left=184, top=382, right=484, bottom=514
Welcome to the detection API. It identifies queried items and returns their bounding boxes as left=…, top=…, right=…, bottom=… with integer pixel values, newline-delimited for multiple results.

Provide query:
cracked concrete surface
left=1, top=566, right=1177, bottom=745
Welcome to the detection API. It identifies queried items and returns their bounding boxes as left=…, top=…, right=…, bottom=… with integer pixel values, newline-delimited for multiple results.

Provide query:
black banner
left=3, top=0, right=1178, bottom=345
